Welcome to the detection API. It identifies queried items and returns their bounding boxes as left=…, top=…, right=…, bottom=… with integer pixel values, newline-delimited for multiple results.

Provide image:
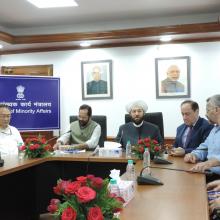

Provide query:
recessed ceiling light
left=160, top=36, right=172, bottom=42
left=0, top=44, right=3, bottom=49
left=80, top=42, right=91, bottom=47
left=27, top=0, right=78, bottom=8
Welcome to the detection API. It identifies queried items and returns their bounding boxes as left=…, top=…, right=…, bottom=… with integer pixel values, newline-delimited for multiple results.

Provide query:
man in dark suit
left=115, top=100, right=163, bottom=148
left=170, top=100, right=213, bottom=156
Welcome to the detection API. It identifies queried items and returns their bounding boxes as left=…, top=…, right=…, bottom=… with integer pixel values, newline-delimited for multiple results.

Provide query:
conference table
left=0, top=152, right=209, bottom=220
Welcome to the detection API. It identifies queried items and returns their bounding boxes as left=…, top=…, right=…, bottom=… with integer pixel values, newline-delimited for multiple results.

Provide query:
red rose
left=61, top=207, right=77, bottom=220
left=47, top=198, right=60, bottom=214
left=29, top=145, right=36, bottom=151
left=65, top=181, right=81, bottom=195
left=91, top=177, right=103, bottom=189
left=50, top=198, right=60, bottom=205
left=145, top=143, right=150, bottom=148
left=53, top=180, right=70, bottom=195
left=87, top=207, right=104, bottom=220
left=30, top=137, right=38, bottom=142
left=138, top=139, right=144, bottom=144
left=144, top=138, right=150, bottom=143
left=41, top=137, right=47, bottom=144
left=154, top=146, right=160, bottom=152
left=153, top=140, right=158, bottom=144
left=33, top=144, right=40, bottom=149
left=44, top=144, right=51, bottom=151
left=47, top=204, right=58, bottom=214
left=77, top=176, right=87, bottom=185
left=19, top=145, right=26, bottom=151
left=47, top=199, right=59, bottom=213
left=138, top=146, right=144, bottom=153
left=75, top=186, right=96, bottom=203
left=87, top=174, right=95, bottom=180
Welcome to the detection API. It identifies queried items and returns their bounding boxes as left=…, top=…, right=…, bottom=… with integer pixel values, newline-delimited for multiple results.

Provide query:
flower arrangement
left=47, top=175, right=124, bottom=220
left=132, top=137, right=161, bottom=159
left=19, top=135, right=51, bottom=158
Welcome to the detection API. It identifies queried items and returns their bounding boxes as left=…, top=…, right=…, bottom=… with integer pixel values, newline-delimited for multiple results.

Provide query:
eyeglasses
left=0, top=114, right=11, bottom=119
left=206, top=106, right=217, bottom=113
left=0, top=127, right=12, bottom=135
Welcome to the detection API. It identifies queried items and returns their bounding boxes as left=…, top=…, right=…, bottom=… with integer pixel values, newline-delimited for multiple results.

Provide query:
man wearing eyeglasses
left=184, top=95, right=220, bottom=179
left=0, top=104, right=23, bottom=155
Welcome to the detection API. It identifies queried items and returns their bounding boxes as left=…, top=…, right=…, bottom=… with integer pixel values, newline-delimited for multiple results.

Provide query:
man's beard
left=131, top=116, right=144, bottom=125
left=79, top=120, right=89, bottom=127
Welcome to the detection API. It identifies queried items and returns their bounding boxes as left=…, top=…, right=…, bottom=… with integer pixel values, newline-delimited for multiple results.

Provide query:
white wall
left=1, top=42, right=220, bottom=138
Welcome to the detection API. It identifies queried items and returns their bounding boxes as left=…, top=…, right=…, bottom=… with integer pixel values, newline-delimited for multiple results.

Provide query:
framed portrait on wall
left=81, top=60, right=113, bottom=100
left=155, top=56, right=191, bottom=99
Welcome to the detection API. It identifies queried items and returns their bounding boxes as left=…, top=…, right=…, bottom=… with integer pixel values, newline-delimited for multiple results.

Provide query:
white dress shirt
left=0, top=125, right=24, bottom=156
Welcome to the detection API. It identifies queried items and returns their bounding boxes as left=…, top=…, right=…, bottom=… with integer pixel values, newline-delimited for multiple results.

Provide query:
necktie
left=184, top=126, right=193, bottom=148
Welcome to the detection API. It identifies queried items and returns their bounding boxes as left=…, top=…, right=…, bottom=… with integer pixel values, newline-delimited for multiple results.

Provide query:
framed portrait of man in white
left=81, top=60, right=113, bottom=100
left=155, top=56, right=191, bottom=99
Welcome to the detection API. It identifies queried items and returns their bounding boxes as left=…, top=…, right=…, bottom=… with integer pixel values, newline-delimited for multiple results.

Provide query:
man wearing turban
left=115, top=100, right=163, bottom=148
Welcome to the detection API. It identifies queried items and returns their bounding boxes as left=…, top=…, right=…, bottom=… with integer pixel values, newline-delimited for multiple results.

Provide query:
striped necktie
left=184, top=126, right=193, bottom=148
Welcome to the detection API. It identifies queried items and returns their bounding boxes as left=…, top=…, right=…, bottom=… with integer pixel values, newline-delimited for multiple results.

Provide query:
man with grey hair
left=115, top=100, right=163, bottom=148
left=184, top=94, right=220, bottom=179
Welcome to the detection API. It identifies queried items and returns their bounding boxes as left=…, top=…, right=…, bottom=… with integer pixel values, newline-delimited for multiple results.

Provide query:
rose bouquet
left=132, top=137, right=161, bottom=159
left=19, top=135, right=51, bottom=158
left=47, top=175, right=124, bottom=220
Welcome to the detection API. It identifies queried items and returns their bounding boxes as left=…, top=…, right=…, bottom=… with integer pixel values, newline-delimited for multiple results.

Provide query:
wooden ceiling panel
left=1, top=22, right=220, bottom=54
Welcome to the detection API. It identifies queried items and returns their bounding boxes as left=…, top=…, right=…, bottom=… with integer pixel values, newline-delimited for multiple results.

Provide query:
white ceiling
left=0, top=0, right=220, bottom=53
left=0, top=0, right=220, bottom=33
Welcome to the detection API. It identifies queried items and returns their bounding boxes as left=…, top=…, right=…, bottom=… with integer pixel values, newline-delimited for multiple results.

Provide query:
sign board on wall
left=0, top=76, right=60, bottom=130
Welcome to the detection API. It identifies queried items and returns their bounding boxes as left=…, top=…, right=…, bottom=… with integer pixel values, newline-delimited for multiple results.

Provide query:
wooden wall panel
left=1, top=64, right=53, bottom=76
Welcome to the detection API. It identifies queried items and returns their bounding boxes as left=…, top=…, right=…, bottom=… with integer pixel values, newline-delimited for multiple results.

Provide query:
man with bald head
left=116, top=100, right=163, bottom=148
left=161, top=65, right=185, bottom=93
left=87, top=66, right=107, bottom=95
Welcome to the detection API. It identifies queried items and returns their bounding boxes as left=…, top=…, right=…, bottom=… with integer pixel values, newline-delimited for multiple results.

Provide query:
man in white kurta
left=0, top=104, right=23, bottom=156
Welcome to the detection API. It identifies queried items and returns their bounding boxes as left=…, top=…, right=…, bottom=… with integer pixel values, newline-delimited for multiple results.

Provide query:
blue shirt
left=192, top=126, right=220, bottom=174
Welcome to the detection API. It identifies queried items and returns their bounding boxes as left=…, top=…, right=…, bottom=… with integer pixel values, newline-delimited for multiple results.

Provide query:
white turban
left=126, top=100, right=148, bottom=113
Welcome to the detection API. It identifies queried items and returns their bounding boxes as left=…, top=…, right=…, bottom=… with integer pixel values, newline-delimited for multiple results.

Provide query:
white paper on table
left=104, top=141, right=121, bottom=149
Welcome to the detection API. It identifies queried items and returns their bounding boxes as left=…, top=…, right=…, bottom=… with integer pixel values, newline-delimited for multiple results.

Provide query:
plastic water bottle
left=109, top=179, right=120, bottom=197
left=126, top=140, right=132, bottom=158
left=143, top=148, right=151, bottom=175
left=17, top=142, right=25, bottom=160
left=126, top=159, right=136, bottom=181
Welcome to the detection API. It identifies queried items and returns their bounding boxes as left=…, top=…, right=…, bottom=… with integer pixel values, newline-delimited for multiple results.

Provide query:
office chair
left=69, top=115, right=107, bottom=147
left=125, top=112, right=164, bottom=139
